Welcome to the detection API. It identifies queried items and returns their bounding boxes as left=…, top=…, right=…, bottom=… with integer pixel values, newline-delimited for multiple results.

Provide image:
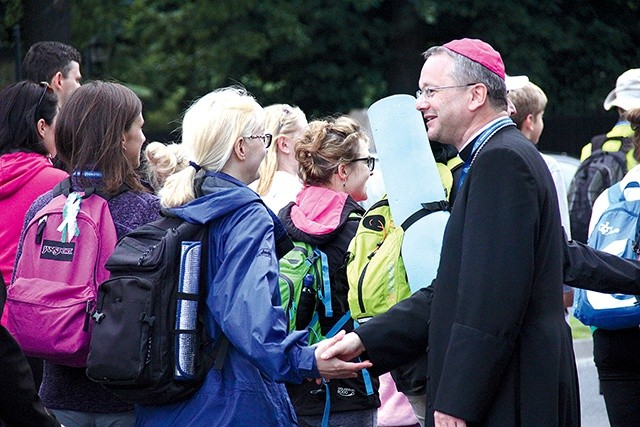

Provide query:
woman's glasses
left=350, top=156, right=375, bottom=172
left=244, top=133, right=273, bottom=148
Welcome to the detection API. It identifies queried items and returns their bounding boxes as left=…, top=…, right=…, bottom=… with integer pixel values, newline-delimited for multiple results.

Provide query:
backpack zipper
left=35, top=215, right=47, bottom=244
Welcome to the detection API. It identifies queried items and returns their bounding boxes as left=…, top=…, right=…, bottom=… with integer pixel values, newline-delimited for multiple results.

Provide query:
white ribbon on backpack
left=57, top=192, right=82, bottom=242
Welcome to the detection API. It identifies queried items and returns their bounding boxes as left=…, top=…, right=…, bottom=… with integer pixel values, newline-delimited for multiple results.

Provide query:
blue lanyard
left=457, top=117, right=515, bottom=190
left=73, top=170, right=103, bottom=179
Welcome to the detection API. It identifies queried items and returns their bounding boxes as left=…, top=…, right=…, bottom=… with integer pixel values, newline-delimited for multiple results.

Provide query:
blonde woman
left=250, top=104, right=307, bottom=213
left=137, top=87, right=369, bottom=427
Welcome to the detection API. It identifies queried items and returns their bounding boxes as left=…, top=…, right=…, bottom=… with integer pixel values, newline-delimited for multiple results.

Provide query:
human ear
left=277, top=136, right=290, bottom=154
left=337, top=163, right=350, bottom=179
left=524, top=114, right=535, bottom=131
left=36, top=118, right=47, bottom=139
left=468, top=83, right=488, bottom=112
left=233, top=136, right=246, bottom=160
left=51, top=72, right=63, bottom=92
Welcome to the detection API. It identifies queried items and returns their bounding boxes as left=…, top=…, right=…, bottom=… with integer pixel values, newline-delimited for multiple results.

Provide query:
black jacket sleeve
left=354, top=286, right=432, bottom=376
left=0, top=325, right=60, bottom=427
left=564, top=238, right=640, bottom=294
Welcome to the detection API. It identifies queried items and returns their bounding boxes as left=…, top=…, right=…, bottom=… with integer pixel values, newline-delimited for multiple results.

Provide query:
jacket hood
left=0, top=152, right=55, bottom=200
left=169, top=172, right=262, bottom=224
left=279, top=185, right=363, bottom=244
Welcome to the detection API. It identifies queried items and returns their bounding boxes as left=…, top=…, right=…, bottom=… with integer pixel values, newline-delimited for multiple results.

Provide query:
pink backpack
left=6, top=179, right=118, bottom=367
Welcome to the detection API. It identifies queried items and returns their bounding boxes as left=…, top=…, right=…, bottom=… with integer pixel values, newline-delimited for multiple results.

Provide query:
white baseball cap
left=603, top=69, right=640, bottom=111
left=505, top=75, right=529, bottom=92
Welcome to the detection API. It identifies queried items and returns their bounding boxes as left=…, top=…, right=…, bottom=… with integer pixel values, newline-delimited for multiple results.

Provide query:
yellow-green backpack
left=346, top=158, right=458, bottom=321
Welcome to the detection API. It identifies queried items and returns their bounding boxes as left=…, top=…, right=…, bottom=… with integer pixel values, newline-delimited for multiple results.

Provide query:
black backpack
left=568, top=134, right=632, bottom=243
left=86, top=213, right=228, bottom=405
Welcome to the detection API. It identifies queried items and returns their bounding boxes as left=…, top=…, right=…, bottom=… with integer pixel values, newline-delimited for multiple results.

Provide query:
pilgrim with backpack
left=569, top=68, right=640, bottom=243
left=573, top=105, right=640, bottom=427
left=7, top=82, right=160, bottom=426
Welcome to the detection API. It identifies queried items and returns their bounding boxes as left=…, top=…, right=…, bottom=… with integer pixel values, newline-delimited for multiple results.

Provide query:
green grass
left=569, top=315, right=593, bottom=340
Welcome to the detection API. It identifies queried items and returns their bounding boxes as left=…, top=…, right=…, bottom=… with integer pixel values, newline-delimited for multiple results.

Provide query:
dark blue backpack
left=568, top=134, right=632, bottom=243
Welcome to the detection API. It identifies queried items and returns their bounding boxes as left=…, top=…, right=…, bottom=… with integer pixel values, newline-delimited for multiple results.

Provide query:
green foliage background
left=5, top=0, right=640, bottom=134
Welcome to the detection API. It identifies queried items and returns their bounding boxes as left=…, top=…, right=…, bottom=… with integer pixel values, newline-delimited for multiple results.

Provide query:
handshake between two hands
left=309, top=331, right=467, bottom=426
left=311, top=330, right=371, bottom=383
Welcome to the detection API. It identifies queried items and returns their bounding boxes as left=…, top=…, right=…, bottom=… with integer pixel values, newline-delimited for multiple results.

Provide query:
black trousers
left=593, top=327, right=640, bottom=427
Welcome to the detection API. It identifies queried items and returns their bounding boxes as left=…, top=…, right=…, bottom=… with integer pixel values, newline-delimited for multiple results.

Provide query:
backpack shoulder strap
left=316, top=248, right=333, bottom=318
left=365, top=197, right=390, bottom=213
left=51, top=177, right=73, bottom=198
left=621, top=136, right=634, bottom=153
left=590, top=134, right=608, bottom=151
left=52, top=177, right=131, bottom=202
left=591, top=133, right=630, bottom=154
left=401, top=200, right=450, bottom=231
left=607, top=183, right=624, bottom=204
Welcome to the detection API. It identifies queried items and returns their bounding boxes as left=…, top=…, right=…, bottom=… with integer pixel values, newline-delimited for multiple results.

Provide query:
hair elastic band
left=189, top=161, right=202, bottom=172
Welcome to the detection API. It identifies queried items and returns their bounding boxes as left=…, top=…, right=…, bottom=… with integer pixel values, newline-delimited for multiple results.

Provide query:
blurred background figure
left=508, top=76, right=574, bottom=319
left=570, top=69, right=640, bottom=243
left=507, top=77, right=571, bottom=237
left=250, top=104, right=307, bottom=213
left=22, top=41, right=82, bottom=105
left=586, top=107, right=640, bottom=427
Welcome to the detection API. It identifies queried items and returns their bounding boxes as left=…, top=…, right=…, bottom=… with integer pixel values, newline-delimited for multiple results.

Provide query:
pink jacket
left=0, top=152, right=67, bottom=324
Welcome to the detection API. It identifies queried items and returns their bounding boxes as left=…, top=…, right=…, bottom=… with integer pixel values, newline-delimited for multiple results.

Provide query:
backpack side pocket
left=87, top=276, right=154, bottom=385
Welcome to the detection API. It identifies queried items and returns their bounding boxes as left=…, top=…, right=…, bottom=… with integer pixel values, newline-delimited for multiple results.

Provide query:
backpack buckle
left=92, top=311, right=106, bottom=324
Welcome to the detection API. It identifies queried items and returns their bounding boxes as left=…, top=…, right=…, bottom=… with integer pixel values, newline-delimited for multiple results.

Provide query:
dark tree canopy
left=3, top=0, right=640, bottom=151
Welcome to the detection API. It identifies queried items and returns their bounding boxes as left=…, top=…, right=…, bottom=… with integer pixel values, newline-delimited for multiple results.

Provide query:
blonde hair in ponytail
left=255, top=104, right=307, bottom=195
left=158, top=86, right=264, bottom=207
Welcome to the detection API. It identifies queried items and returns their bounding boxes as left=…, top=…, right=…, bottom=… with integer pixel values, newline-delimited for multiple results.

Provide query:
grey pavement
left=574, top=338, right=609, bottom=427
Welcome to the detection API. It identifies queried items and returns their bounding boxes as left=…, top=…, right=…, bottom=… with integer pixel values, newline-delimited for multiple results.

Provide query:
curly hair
left=143, top=142, right=188, bottom=192
left=295, top=116, right=370, bottom=186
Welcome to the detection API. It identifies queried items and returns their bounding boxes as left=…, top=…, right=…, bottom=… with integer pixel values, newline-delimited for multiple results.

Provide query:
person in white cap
left=585, top=105, right=640, bottom=427
left=580, top=68, right=640, bottom=169
left=569, top=69, right=640, bottom=243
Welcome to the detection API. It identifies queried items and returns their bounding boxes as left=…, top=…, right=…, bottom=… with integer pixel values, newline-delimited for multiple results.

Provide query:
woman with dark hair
left=0, top=81, right=66, bottom=324
left=13, top=81, right=161, bottom=427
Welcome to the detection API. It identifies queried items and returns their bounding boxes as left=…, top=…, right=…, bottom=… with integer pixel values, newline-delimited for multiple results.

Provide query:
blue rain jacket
left=136, top=172, right=318, bottom=427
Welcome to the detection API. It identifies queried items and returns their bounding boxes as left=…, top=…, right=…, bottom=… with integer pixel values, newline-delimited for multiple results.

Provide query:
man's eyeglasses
left=244, top=133, right=273, bottom=148
left=350, top=156, right=375, bottom=172
left=35, top=81, right=54, bottom=112
left=416, top=83, right=477, bottom=100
